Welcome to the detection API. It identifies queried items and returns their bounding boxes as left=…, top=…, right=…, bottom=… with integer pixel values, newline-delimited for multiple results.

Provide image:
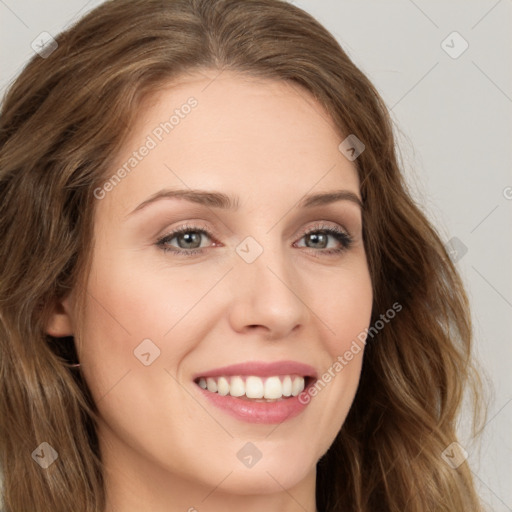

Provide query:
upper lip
left=192, top=360, right=318, bottom=380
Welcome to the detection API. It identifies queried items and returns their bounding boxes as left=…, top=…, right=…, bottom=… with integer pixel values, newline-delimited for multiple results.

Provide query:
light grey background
left=1, top=0, right=511, bottom=510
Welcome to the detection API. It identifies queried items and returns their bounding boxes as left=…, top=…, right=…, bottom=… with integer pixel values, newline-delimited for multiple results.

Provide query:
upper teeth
left=197, top=375, right=306, bottom=399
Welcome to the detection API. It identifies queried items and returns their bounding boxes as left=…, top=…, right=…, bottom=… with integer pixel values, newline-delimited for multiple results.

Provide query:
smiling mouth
left=193, top=374, right=315, bottom=402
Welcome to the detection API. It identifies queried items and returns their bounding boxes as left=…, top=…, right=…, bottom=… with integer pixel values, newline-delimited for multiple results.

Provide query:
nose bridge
left=228, top=233, right=309, bottom=337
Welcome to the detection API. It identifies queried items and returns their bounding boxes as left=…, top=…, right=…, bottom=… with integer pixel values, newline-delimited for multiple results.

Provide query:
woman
left=0, top=0, right=486, bottom=511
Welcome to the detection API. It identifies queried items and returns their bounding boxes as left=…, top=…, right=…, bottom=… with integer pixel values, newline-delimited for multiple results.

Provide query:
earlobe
left=45, top=296, right=74, bottom=337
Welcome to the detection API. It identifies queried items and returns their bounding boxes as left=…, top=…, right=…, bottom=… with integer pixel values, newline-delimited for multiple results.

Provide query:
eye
left=156, top=223, right=214, bottom=255
left=294, top=222, right=353, bottom=256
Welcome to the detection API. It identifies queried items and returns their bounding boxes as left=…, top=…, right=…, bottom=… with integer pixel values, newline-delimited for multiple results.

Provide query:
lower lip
left=195, top=382, right=314, bottom=424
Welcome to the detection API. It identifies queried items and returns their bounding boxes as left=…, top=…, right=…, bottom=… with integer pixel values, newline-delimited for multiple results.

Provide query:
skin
left=46, top=69, right=373, bottom=512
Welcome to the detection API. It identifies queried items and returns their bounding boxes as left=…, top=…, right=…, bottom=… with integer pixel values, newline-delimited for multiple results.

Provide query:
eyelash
left=156, top=222, right=353, bottom=257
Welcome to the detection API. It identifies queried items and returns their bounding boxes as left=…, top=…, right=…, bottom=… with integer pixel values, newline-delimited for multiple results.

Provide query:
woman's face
left=59, top=70, right=373, bottom=500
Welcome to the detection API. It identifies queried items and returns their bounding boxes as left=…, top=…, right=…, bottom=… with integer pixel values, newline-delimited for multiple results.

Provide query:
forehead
left=100, top=70, right=360, bottom=217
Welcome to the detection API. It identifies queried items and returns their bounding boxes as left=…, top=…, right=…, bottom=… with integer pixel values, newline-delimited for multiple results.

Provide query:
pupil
left=308, top=232, right=327, bottom=248
left=180, top=232, right=201, bottom=249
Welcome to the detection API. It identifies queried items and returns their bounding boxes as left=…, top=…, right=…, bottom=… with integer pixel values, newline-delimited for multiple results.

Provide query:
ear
left=45, top=295, right=74, bottom=337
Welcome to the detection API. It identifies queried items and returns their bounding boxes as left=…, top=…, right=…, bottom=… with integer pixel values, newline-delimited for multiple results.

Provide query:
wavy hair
left=0, top=0, right=487, bottom=510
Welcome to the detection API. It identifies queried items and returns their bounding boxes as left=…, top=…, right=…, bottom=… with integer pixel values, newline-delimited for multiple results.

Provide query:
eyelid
left=296, top=221, right=350, bottom=238
left=157, top=222, right=218, bottom=243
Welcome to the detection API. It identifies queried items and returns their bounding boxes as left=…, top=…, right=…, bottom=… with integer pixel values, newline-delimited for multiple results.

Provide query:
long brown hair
left=0, top=0, right=487, bottom=510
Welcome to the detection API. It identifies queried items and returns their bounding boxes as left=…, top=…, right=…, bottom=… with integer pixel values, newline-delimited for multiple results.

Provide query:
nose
left=227, top=242, right=311, bottom=340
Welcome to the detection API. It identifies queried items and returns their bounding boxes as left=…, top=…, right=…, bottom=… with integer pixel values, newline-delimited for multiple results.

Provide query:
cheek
left=301, top=260, right=372, bottom=441
left=83, top=250, right=209, bottom=337
left=75, top=255, right=212, bottom=459
left=314, top=259, right=373, bottom=354
left=76, top=251, right=225, bottom=388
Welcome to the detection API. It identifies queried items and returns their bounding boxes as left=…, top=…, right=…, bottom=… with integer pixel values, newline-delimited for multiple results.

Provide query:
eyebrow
left=127, top=188, right=363, bottom=217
